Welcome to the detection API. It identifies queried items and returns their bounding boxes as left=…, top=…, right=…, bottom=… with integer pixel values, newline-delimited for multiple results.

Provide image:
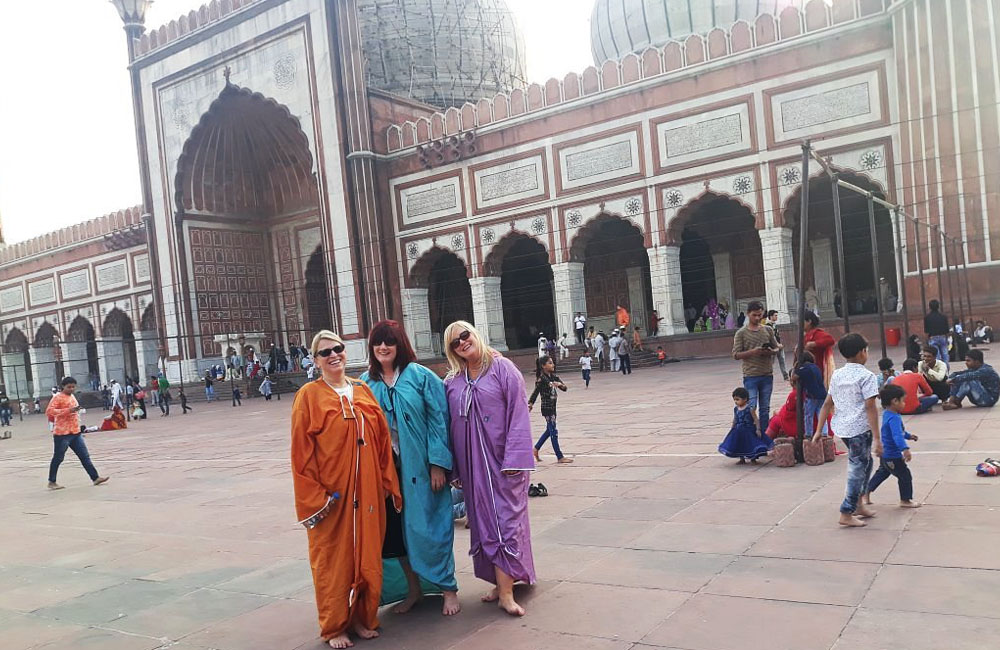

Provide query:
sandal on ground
left=528, top=484, right=540, bottom=497
left=536, top=483, right=549, bottom=497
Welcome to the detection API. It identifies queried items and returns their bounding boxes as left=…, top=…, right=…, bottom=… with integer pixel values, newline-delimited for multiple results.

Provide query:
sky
left=0, top=0, right=594, bottom=244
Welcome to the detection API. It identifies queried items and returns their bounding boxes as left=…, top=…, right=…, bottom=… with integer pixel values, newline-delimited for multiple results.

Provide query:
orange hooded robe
left=291, top=378, right=401, bottom=640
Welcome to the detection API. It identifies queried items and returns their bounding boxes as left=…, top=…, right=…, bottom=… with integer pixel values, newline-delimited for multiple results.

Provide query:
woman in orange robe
left=292, top=330, right=401, bottom=649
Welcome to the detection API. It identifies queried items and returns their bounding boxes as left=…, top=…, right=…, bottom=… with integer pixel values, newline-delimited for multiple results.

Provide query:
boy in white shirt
left=579, top=352, right=592, bottom=388
left=812, top=333, right=883, bottom=527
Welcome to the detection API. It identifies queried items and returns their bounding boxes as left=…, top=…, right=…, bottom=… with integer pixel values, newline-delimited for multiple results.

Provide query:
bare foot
left=351, top=623, right=379, bottom=640
left=557, top=457, right=574, bottom=464
left=751, top=458, right=759, bottom=464
left=838, top=514, right=867, bottom=527
left=481, top=587, right=499, bottom=603
left=328, top=634, right=353, bottom=648
left=855, top=504, right=877, bottom=518
left=738, top=458, right=747, bottom=465
left=442, top=590, right=461, bottom=616
left=899, top=500, right=922, bottom=508
left=498, top=593, right=525, bottom=617
left=861, top=494, right=872, bottom=505
left=93, top=477, right=109, bottom=486
left=393, top=591, right=422, bottom=614
left=533, top=448, right=541, bottom=462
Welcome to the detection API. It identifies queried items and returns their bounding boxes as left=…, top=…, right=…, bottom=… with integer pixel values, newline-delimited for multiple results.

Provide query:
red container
left=885, top=327, right=901, bottom=346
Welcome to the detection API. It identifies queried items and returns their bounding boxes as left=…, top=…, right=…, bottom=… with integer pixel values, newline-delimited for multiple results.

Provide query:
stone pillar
left=401, top=288, right=435, bottom=358
left=759, top=227, right=797, bottom=324
left=29, top=347, right=57, bottom=398
left=552, top=262, right=586, bottom=342
left=135, top=333, right=160, bottom=384
left=810, top=238, right=837, bottom=318
left=647, top=245, right=685, bottom=336
left=469, top=277, right=508, bottom=351
left=712, top=252, right=734, bottom=309
left=63, top=342, right=90, bottom=383
left=2, top=352, right=30, bottom=399
left=99, top=338, right=127, bottom=384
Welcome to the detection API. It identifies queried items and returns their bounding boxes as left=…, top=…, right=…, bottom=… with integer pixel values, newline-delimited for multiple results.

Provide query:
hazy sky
left=0, top=0, right=593, bottom=244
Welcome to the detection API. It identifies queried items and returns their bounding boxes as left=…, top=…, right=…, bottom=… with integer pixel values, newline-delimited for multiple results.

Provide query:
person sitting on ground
left=892, top=358, right=940, bottom=414
left=919, top=346, right=951, bottom=401
left=865, top=384, right=921, bottom=509
left=973, top=320, right=994, bottom=344
left=943, top=350, right=999, bottom=410
left=766, top=389, right=798, bottom=440
left=877, top=358, right=899, bottom=390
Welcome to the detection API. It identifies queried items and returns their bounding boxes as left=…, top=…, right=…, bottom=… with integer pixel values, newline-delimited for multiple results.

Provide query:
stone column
left=29, top=347, right=57, bottom=398
left=469, top=277, right=508, bottom=351
left=759, top=227, right=797, bottom=324
left=135, top=333, right=160, bottom=384
left=552, top=262, right=586, bottom=342
left=401, top=288, right=435, bottom=358
left=647, top=245, right=685, bottom=336
left=810, top=238, right=837, bottom=318
left=712, top=252, right=734, bottom=309
left=99, top=338, right=127, bottom=384
left=63, top=342, right=90, bottom=382
left=2, top=352, right=31, bottom=399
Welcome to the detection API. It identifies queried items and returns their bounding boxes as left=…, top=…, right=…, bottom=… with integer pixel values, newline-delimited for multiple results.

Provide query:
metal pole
left=941, top=229, right=957, bottom=324
left=831, top=174, right=851, bottom=333
left=796, top=143, right=810, bottom=441
left=961, top=242, right=974, bottom=335
left=933, top=225, right=945, bottom=313
left=912, top=217, right=927, bottom=321
left=867, top=194, right=888, bottom=360
left=949, top=237, right=965, bottom=342
left=893, top=208, right=911, bottom=352
left=13, top=363, right=22, bottom=422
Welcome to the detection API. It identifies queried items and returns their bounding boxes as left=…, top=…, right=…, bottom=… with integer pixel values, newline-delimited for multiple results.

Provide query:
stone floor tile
left=833, top=607, right=1000, bottom=650
left=887, top=529, right=1000, bottom=569
left=583, top=548, right=734, bottom=592
left=863, top=564, right=1000, bottom=618
left=668, top=498, right=797, bottom=526
left=579, top=497, right=694, bottom=521
left=630, top=522, right=771, bottom=554
left=747, top=525, right=901, bottom=563
left=106, top=587, right=273, bottom=638
left=179, top=598, right=323, bottom=650
left=535, top=517, right=649, bottom=547
left=704, top=556, right=879, bottom=606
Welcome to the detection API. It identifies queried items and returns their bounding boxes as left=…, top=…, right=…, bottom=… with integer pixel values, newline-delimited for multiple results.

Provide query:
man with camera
left=732, top=301, right=779, bottom=432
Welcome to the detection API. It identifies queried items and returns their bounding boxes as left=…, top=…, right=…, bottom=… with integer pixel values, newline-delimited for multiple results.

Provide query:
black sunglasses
left=316, top=344, right=345, bottom=357
left=372, top=336, right=398, bottom=347
left=449, top=330, right=471, bottom=351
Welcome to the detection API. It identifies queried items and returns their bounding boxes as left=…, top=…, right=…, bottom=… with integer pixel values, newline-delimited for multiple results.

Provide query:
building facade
left=5, top=0, right=998, bottom=386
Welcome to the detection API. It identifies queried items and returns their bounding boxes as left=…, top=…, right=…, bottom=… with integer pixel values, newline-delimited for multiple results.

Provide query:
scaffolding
left=358, top=0, right=527, bottom=108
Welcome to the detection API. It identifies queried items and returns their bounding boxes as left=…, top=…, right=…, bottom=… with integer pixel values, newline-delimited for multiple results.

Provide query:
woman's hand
left=430, top=465, right=447, bottom=492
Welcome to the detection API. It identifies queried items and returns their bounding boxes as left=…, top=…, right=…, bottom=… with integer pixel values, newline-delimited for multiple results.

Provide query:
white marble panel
left=474, top=154, right=546, bottom=209
left=658, top=104, right=752, bottom=166
left=134, top=254, right=151, bottom=283
left=771, top=69, right=882, bottom=141
left=559, top=131, right=641, bottom=190
left=28, top=278, right=56, bottom=306
left=96, top=260, right=130, bottom=291
left=0, top=286, right=24, bottom=313
left=60, top=270, right=91, bottom=299
left=399, top=177, right=463, bottom=225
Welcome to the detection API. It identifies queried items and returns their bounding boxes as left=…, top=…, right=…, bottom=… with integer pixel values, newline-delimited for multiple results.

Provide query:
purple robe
left=445, top=356, right=536, bottom=585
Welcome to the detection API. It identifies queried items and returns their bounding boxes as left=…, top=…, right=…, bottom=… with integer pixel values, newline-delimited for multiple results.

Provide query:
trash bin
left=885, top=327, right=901, bottom=346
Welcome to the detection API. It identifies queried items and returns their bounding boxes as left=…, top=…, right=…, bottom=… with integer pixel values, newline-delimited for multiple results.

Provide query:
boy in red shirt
left=46, top=376, right=109, bottom=490
left=892, top=359, right=940, bottom=414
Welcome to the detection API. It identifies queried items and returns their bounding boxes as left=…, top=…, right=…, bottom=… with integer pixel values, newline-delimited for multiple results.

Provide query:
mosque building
left=3, top=0, right=999, bottom=390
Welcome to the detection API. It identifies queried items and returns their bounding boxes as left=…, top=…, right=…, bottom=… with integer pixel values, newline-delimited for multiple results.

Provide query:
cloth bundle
left=976, top=459, right=1000, bottom=477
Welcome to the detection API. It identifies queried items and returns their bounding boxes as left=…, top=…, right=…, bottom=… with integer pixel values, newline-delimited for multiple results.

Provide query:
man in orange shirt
left=892, top=359, right=940, bottom=414
left=46, top=376, right=109, bottom=490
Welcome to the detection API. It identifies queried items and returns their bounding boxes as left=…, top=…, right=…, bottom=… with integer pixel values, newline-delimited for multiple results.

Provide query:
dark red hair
left=367, top=319, right=417, bottom=381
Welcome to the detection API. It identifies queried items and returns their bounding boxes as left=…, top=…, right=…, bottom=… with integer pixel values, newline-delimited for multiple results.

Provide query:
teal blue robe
left=361, top=363, right=458, bottom=603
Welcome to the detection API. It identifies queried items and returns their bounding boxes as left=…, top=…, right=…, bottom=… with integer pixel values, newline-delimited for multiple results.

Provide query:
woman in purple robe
left=443, top=320, right=535, bottom=617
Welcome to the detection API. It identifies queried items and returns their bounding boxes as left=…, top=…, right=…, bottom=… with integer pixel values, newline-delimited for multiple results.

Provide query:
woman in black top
left=528, top=355, right=572, bottom=463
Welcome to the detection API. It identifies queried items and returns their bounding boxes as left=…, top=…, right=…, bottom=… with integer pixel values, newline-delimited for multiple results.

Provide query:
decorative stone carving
left=273, top=54, right=297, bottom=90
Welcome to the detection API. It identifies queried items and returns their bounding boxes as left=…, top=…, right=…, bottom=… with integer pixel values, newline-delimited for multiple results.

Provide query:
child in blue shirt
left=795, top=351, right=828, bottom=436
left=866, top=384, right=921, bottom=508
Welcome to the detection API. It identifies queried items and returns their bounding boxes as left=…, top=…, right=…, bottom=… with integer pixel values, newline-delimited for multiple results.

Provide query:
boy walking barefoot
left=811, top=333, right=882, bottom=527
left=865, top=384, right=921, bottom=508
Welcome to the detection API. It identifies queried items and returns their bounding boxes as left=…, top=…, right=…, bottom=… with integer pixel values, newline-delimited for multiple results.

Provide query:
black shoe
left=536, top=483, right=549, bottom=497
left=528, top=484, right=540, bottom=497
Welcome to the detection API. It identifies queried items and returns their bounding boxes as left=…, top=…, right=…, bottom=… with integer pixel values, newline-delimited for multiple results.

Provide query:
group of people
left=101, top=374, right=190, bottom=419
left=685, top=298, right=746, bottom=333
left=291, top=319, right=537, bottom=648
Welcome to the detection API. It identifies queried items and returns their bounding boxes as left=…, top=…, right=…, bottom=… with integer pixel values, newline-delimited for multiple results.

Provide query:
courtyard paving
left=1, top=354, right=999, bottom=650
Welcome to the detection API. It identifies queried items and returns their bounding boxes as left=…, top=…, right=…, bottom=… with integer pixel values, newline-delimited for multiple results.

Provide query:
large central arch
left=410, top=247, right=474, bottom=352
left=484, top=233, right=555, bottom=349
left=174, top=82, right=326, bottom=362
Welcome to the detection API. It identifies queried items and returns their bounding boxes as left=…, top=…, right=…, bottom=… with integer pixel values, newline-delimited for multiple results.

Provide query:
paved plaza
left=2, top=355, right=1000, bottom=650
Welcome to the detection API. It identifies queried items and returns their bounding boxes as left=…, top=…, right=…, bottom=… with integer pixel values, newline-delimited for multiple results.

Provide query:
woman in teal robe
left=361, top=320, right=460, bottom=616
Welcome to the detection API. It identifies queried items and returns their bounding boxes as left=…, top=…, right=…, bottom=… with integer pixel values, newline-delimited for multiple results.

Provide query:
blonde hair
left=443, top=320, right=496, bottom=379
left=310, top=330, right=345, bottom=358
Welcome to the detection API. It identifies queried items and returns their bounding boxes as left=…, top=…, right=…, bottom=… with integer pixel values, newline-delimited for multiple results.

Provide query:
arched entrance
left=485, top=234, right=555, bottom=349
left=33, top=322, right=63, bottom=393
left=102, top=309, right=139, bottom=383
left=409, top=248, right=473, bottom=352
left=175, top=81, right=323, bottom=360
left=570, top=215, right=653, bottom=334
left=138, top=305, right=161, bottom=381
left=785, top=173, right=896, bottom=317
left=671, top=193, right=764, bottom=325
left=305, top=246, right=333, bottom=332
left=2, top=328, right=31, bottom=398
left=67, top=316, right=100, bottom=385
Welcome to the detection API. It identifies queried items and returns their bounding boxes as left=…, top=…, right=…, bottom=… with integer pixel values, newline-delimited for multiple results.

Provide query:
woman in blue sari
left=361, top=320, right=460, bottom=616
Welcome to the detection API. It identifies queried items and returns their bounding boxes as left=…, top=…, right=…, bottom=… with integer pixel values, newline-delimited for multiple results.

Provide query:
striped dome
left=591, top=0, right=808, bottom=64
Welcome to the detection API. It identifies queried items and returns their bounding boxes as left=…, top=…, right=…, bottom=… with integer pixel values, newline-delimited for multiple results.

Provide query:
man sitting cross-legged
left=943, top=350, right=999, bottom=410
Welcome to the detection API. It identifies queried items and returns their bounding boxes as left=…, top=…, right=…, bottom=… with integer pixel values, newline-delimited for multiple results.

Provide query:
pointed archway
left=102, top=309, right=139, bottom=383
left=67, top=316, right=100, bottom=385
left=305, top=246, right=333, bottom=333
left=408, top=247, right=474, bottom=353
left=484, top=233, right=555, bottom=349
left=2, top=328, right=31, bottom=399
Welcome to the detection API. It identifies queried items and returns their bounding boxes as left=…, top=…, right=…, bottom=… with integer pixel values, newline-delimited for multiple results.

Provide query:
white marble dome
left=358, top=0, right=527, bottom=109
left=591, top=0, right=809, bottom=64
